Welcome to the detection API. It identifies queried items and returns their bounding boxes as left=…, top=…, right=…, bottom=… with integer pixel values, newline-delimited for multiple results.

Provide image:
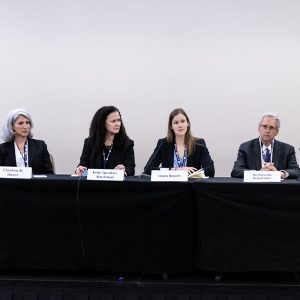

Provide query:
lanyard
left=16, top=140, right=28, bottom=167
left=103, top=144, right=113, bottom=168
left=174, top=144, right=187, bottom=168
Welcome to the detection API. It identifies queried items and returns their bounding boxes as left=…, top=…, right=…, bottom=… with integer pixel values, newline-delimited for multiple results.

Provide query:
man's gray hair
left=1, top=108, right=33, bottom=142
left=259, top=112, right=280, bottom=129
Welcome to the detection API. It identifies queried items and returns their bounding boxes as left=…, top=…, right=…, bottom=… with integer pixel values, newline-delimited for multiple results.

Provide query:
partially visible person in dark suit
left=0, top=108, right=54, bottom=174
left=231, top=112, right=300, bottom=179
left=144, top=108, right=215, bottom=177
left=76, top=106, right=135, bottom=176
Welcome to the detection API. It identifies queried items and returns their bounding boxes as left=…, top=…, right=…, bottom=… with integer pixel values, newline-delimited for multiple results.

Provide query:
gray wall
left=1, top=0, right=299, bottom=175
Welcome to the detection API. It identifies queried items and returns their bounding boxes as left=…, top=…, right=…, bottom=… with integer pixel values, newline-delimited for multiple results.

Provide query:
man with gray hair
left=231, top=112, right=300, bottom=179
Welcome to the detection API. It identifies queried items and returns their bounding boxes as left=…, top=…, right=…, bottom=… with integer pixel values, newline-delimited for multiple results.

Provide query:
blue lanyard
left=174, top=144, right=187, bottom=168
left=16, top=140, right=28, bottom=167
left=103, top=144, right=113, bottom=168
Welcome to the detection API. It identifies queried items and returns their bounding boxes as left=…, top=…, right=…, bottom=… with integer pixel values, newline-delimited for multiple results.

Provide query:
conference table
left=0, top=175, right=300, bottom=273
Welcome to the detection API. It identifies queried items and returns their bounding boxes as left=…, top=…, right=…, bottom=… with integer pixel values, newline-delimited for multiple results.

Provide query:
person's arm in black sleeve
left=231, top=145, right=248, bottom=178
left=40, top=141, right=54, bottom=174
left=76, top=138, right=91, bottom=175
left=123, top=139, right=135, bottom=176
left=284, top=146, right=300, bottom=179
left=78, top=138, right=91, bottom=168
left=197, top=139, right=215, bottom=178
left=143, top=139, right=163, bottom=175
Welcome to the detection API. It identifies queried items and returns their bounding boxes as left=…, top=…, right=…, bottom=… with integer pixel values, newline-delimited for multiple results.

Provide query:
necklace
left=16, top=140, right=28, bottom=167
left=103, top=144, right=113, bottom=168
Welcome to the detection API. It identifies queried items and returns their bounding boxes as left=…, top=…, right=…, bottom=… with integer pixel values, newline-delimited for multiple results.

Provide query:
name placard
left=0, top=167, right=32, bottom=179
left=87, top=169, right=124, bottom=181
left=151, top=170, right=188, bottom=182
left=244, top=170, right=281, bottom=182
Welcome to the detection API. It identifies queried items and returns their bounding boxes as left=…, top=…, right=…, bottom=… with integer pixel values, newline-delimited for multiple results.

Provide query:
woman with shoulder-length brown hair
left=144, top=108, right=215, bottom=177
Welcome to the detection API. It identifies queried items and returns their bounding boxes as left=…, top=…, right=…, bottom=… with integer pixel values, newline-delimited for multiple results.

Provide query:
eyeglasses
left=260, top=124, right=278, bottom=131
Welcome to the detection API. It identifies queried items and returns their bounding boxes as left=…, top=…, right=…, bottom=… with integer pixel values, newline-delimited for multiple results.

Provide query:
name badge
left=87, top=169, right=124, bottom=181
left=151, top=170, right=188, bottom=182
left=244, top=170, right=281, bottom=182
left=0, top=167, right=32, bottom=179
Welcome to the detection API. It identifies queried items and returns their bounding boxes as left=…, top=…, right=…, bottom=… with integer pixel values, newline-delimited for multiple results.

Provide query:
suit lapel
left=7, top=142, right=17, bottom=166
left=27, top=139, right=34, bottom=167
left=167, top=143, right=174, bottom=167
left=253, top=139, right=262, bottom=170
left=272, top=140, right=280, bottom=167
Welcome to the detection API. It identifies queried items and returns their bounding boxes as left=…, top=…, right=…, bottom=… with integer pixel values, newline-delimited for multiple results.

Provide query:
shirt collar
left=259, top=138, right=274, bottom=152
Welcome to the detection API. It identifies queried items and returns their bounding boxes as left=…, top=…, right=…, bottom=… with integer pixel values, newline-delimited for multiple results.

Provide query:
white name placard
left=151, top=170, right=188, bottom=182
left=87, top=169, right=124, bottom=181
left=244, top=170, right=281, bottom=182
left=0, top=167, right=32, bottom=179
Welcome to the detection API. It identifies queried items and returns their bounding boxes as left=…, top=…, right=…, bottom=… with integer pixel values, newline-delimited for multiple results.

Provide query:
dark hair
left=89, top=106, right=128, bottom=150
left=166, top=108, right=196, bottom=155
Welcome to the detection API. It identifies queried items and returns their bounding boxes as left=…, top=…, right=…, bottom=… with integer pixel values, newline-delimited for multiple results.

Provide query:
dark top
left=144, top=138, right=215, bottom=177
left=78, top=137, right=135, bottom=176
left=231, top=138, right=300, bottom=178
left=0, top=138, right=54, bottom=174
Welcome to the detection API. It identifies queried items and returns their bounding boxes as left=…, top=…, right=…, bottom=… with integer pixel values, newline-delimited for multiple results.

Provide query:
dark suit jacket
left=231, top=138, right=300, bottom=178
left=79, top=137, right=135, bottom=176
left=0, top=138, right=54, bottom=174
left=144, top=138, right=215, bottom=177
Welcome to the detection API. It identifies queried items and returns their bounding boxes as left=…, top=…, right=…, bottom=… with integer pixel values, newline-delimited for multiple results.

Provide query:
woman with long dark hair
left=76, top=106, right=135, bottom=176
left=144, top=108, right=214, bottom=177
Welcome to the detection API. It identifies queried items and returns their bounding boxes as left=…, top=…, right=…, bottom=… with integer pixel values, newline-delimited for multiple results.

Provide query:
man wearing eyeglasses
left=231, top=112, right=300, bottom=179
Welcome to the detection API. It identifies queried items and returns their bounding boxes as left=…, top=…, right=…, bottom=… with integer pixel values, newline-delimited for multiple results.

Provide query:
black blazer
left=78, top=137, right=135, bottom=176
left=0, top=138, right=54, bottom=174
left=144, top=138, right=215, bottom=177
left=231, top=138, right=300, bottom=178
